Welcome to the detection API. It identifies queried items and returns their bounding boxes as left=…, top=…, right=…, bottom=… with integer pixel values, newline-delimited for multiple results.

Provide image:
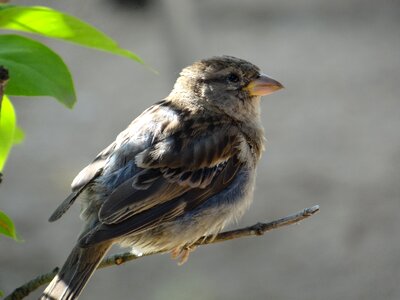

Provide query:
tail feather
left=40, top=242, right=112, bottom=300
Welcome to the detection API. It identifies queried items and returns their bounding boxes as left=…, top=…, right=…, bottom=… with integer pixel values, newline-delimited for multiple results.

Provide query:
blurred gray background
left=1, top=0, right=400, bottom=299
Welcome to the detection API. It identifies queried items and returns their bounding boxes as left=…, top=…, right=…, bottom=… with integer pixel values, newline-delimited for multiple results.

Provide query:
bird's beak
left=245, top=74, right=284, bottom=96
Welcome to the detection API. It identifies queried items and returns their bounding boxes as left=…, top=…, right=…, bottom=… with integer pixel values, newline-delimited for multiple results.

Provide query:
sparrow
left=40, top=56, right=283, bottom=300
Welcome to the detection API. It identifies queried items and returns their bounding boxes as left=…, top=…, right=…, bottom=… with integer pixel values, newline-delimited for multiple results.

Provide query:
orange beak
left=246, top=74, right=284, bottom=96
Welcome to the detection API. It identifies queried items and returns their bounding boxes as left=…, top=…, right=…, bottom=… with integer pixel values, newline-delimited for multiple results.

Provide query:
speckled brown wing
left=98, top=121, right=240, bottom=223
left=79, top=156, right=242, bottom=247
left=78, top=122, right=244, bottom=247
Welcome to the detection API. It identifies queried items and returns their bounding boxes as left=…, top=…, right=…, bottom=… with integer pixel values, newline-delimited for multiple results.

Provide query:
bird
left=40, top=56, right=283, bottom=300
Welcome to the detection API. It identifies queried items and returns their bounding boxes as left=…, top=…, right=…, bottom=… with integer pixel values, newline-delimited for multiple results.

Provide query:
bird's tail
left=40, top=242, right=112, bottom=300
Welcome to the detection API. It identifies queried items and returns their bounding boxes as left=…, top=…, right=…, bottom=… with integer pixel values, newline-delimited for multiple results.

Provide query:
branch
left=5, top=205, right=319, bottom=300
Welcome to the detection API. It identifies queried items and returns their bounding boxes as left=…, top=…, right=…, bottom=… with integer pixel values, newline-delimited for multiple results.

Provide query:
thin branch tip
left=306, top=205, right=320, bottom=214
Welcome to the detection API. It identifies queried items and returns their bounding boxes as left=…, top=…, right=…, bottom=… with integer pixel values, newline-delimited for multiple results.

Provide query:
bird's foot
left=171, top=245, right=197, bottom=265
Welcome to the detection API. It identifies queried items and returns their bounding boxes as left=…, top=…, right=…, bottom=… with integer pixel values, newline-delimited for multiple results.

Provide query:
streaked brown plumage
left=41, top=56, right=283, bottom=300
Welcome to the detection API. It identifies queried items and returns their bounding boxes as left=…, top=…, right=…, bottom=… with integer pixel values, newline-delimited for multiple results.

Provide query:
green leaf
left=0, top=210, right=17, bottom=240
left=0, top=35, right=76, bottom=107
left=0, top=95, right=15, bottom=172
left=0, top=289, right=3, bottom=297
left=0, top=5, right=143, bottom=63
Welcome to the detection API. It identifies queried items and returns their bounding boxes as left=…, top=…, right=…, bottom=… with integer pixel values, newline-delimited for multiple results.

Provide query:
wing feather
left=79, top=156, right=243, bottom=247
left=97, top=123, right=240, bottom=223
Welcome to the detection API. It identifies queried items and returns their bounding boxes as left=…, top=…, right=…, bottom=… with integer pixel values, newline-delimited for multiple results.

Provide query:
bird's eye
left=227, top=73, right=240, bottom=83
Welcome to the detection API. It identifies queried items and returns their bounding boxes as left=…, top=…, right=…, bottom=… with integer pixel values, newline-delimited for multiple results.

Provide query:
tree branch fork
left=5, top=205, right=320, bottom=300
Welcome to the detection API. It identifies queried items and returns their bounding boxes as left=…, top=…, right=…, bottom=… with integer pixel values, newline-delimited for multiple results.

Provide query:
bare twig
left=5, top=205, right=319, bottom=300
left=4, top=268, right=59, bottom=300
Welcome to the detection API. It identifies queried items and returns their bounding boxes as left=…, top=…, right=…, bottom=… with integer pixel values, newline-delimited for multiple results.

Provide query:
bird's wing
left=48, top=143, right=116, bottom=222
left=78, top=119, right=244, bottom=247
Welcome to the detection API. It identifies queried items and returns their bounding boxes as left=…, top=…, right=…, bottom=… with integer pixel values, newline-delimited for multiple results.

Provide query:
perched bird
left=41, top=56, right=283, bottom=300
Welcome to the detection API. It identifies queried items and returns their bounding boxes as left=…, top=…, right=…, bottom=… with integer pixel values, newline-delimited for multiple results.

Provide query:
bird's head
left=169, top=56, right=283, bottom=121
